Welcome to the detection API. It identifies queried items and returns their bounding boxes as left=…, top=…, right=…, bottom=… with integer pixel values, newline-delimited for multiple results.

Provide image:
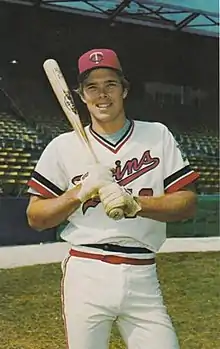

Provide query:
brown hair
left=75, top=69, right=130, bottom=96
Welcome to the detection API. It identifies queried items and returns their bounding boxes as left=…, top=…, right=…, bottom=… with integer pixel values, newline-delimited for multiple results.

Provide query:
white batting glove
left=77, top=164, right=114, bottom=203
left=99, top=182, right=142, bottom=219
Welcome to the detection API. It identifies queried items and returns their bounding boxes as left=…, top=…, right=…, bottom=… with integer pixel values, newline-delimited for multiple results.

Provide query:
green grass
left=0, top=252, right=220, bottom=349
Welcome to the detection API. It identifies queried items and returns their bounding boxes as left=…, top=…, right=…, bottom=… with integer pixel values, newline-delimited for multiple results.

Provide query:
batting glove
left=99, top=182, right=142, bottom=219
left=77, top=164, right=114, bottom=203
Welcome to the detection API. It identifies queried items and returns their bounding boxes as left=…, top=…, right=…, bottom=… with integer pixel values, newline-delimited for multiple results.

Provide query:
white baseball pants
left=61, top=254, right=180, bottom=349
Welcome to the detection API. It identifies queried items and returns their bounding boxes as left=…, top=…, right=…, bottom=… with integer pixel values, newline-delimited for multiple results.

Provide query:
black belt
left=81, top=243, right=153, bottom=254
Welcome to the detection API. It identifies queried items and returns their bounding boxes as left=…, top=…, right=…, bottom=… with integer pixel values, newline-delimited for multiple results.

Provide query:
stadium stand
left=0, top=111, right=43, bottom=196
left=0, top=100, right=219, bottom=197
left=0, top=74, right=219, bottom=199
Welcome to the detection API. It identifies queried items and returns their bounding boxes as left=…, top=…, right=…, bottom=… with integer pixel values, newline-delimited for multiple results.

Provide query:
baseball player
left=26, top=48, right=199, bottom=349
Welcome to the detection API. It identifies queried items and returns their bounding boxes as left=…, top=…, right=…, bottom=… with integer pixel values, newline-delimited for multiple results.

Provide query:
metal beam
left=0, top=0, right=218, bottom=37
left=176, top=12, right=199, bottom=30
left=137, top=0, right=219, bottom=18
left=203, top=14, right=219, bottom=26
left=83, top=0, right=106, bottom=14
left=107, top=0, right=132, bottom=22
left=136, top=2, right=175, bottom=24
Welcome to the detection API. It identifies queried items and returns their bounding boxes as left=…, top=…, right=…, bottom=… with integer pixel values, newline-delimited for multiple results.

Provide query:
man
left=27, top=48, right=199, bottom=349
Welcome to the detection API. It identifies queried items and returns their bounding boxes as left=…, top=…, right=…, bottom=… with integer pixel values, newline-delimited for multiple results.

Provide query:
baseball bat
left=43, top=59, right=124, bottom=220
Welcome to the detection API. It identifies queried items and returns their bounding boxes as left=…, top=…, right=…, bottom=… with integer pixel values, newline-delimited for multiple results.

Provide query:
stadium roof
left=2, top=0, right=219, bottom=37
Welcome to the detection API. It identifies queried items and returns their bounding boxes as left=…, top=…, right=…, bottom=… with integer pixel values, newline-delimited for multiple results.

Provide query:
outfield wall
left=167, top=195, right=219, bottom=238
left=0, top=195, right=219, bottom=247
left=0, top=197, right=56, bottom=246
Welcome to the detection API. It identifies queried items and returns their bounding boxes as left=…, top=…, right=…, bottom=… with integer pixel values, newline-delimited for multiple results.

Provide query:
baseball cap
left=78, top=48, right=123, bottom=82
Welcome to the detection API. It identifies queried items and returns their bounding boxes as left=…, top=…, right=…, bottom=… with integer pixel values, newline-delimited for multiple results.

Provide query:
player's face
left=81, top=68, right=127, bottom=125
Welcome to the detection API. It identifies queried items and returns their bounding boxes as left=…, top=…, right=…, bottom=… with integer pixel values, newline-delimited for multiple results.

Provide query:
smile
left=96, top=103, right=112, bottom=110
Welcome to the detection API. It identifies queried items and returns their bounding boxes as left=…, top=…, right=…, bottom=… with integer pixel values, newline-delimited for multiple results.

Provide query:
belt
left=81, top=243, right=153, bottom=254
left=69, top=249, right=155, bottom=266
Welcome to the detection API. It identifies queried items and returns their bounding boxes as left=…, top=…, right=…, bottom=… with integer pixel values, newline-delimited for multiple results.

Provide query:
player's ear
left=75, top=87, right=86, bottom=103
left=79, top=93, right=86, bottom=104
left=122, top=88, right=128, bottom=99
left=121, top=77, right=130, bottom=99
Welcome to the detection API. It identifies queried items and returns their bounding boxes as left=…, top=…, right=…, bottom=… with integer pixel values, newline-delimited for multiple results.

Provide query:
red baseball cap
left=78, top=48, right=123, bottom=81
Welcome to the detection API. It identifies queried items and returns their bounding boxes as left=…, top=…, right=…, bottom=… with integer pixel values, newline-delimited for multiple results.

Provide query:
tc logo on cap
left=89, top=52, right=104, bottom=64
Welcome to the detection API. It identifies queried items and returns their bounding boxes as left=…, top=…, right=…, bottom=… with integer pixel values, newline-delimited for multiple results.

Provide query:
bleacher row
left=175, top=133, right=218, bottom=158
left=0, top=111, right=219, bottom=196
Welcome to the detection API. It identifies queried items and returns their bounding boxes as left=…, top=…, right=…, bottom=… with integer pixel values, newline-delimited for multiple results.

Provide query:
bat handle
left=108, top=207, right=124, bottom=220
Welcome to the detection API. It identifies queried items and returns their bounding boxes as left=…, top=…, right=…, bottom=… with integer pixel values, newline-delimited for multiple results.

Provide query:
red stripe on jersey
left=61, top=255, right=71, bottom=349
left=27, top=179, right=57, bottom=198
left=165, top=172, right=200, bottom=193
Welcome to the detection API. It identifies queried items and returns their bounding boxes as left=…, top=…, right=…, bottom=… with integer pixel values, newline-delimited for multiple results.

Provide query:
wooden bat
left=43, top=59, right=124, bottom=220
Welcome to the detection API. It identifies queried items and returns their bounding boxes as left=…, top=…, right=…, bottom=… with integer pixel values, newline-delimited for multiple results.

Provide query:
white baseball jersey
left=28, top=120, right=199, bottom=252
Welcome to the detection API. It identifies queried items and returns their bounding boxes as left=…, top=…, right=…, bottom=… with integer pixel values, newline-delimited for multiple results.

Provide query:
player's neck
left=91, top=115, right=127, bottom=135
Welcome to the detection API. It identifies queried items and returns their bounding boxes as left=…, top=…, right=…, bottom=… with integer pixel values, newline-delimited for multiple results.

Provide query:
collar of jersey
left=89, top=119, right=134, bottom=154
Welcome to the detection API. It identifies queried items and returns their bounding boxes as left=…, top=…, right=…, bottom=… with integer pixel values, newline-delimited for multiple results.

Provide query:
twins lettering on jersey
left=72, top=150, right=160, bottom=214
left=114, top=150, right=159, bottom=186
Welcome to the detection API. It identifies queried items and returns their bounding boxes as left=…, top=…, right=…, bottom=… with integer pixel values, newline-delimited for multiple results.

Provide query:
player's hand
left=77, top=164, right=113, bottom=203
left=123, top=193, right=142, bottom=218
left=99, top=183, right=142, bottom=219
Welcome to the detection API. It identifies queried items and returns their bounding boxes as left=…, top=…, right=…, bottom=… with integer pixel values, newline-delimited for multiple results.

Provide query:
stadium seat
left=19, top=153, right=31, bottom=158
left=5, top=158, right=17, bottom=163
left=1, top=105, right=218, bottom=196
left=7, top=165, right=22, bottom=170
left=4, top=171, right=19, bottom=177
left=0, top=165, right=8, bottom=170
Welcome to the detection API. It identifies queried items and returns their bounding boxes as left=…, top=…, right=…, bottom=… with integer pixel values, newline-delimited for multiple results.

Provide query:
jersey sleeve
left=27, top=138, right=68, bottom=198
left=162, top=126, right=199, bottom=193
